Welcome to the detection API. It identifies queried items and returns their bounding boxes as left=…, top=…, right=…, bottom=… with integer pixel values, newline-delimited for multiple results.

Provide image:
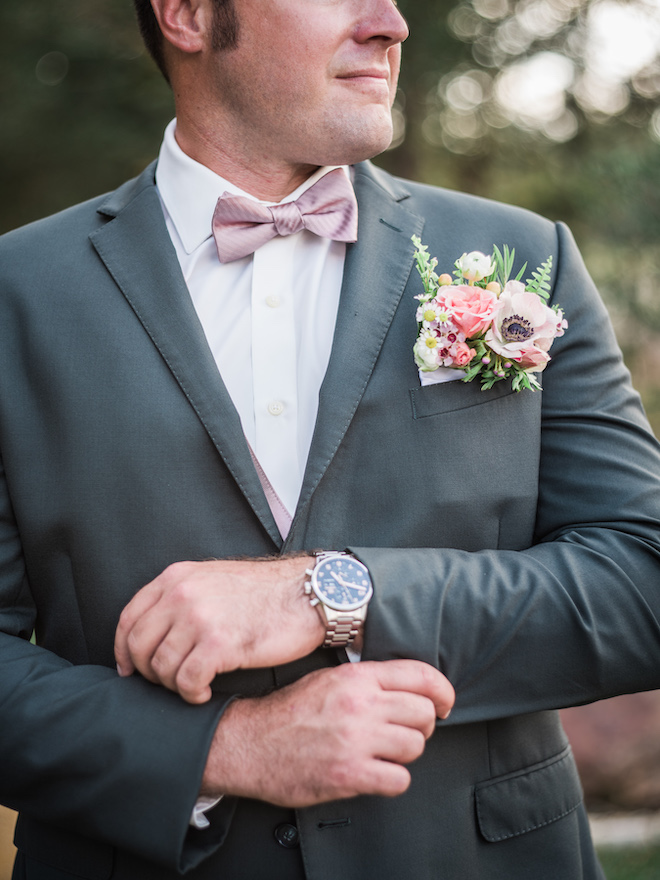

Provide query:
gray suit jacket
left=1, top=160, right=659, bottom=879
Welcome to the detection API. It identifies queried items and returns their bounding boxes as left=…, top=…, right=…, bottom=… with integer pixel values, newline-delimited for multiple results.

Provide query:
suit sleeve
left=353, top=221, right=660, bottom=724
left=0, top=471, right=237, bottom=872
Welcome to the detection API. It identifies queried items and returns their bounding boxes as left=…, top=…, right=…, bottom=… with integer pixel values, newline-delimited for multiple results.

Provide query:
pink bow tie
left=211, top=168, right=358, bottom=263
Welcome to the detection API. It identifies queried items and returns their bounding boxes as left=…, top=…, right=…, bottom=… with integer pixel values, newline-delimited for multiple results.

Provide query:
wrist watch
left=305, top=551, right=373, bottom=648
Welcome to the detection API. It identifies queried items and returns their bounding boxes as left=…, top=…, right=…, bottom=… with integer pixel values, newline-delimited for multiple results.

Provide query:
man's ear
left=150, top=0, right=212, bottom=54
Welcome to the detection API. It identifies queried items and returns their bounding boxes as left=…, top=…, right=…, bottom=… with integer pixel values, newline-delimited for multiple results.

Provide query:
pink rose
left=485, top=281, right=564, bottom=373
left=444, top=285, right=498, bottom=338
left=451, top=341, right=476, bottom=367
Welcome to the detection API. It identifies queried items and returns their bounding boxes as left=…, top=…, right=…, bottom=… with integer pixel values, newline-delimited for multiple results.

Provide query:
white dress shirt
left=155, top=119, right=349, bottom=517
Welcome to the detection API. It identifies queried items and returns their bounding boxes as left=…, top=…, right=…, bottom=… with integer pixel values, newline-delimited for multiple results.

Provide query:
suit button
left=274, top=822, right=300, bottom=849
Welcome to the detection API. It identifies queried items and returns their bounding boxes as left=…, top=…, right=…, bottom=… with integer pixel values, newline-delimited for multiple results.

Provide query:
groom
left=2, top=0, right=660, bottom=878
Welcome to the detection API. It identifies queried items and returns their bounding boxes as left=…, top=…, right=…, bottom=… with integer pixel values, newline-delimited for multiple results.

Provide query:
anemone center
left=501, top=314, right=533, bottom=342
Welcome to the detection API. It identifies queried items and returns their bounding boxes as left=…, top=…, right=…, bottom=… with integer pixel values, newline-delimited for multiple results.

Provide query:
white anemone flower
left=485, top=281, right=561, bottom=372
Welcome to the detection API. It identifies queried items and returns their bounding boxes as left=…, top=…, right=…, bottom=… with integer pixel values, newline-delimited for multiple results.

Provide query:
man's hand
left=114, top=557, right=322, bottom=703
left=202, top=660, right=455, bottom=807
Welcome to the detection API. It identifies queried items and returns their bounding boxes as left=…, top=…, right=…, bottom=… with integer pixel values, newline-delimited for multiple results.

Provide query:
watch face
left=313, top=556, right=373, bottom=611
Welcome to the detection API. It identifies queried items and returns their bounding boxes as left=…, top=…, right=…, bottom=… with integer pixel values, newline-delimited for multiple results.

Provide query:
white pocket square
left=419, top=368, right=465, bottom=387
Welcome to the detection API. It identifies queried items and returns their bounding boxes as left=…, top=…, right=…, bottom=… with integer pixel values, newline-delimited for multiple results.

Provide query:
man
left=1, top=0, right=659, bottom=877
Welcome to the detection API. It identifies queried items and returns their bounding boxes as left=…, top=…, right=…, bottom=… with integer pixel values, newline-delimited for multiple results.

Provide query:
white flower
left=415, top=298, right=456, bottom=329
left=457, top=251, right=495, bottom=283
left=414, top=331, right=441, bottom=371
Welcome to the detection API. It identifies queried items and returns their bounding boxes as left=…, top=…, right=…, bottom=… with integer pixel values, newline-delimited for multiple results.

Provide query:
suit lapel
left=89, top=165, right=283, bottom=548
left=286, top=162, right=424, bottom=545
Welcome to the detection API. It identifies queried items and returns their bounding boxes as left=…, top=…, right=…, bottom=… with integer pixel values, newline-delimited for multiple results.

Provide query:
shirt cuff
left=190, top=795, right=223, bottom=829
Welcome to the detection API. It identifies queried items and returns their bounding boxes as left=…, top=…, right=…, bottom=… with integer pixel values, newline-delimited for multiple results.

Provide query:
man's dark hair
left=133, top=0, right=239, bottom=82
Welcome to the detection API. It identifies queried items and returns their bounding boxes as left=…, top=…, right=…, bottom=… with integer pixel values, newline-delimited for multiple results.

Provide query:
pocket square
left=419, top=368, right=465, bottom=387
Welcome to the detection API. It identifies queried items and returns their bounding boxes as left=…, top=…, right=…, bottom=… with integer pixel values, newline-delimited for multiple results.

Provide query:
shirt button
left=265, top=294, right=281, bottom=308
left=274, top=823, right=300, bottom=849
left=268, top=400, right=285, bottom=416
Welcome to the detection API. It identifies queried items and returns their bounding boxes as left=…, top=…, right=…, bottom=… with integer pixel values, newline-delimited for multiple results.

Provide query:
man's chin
left=309, top=123, right=395, bottom=167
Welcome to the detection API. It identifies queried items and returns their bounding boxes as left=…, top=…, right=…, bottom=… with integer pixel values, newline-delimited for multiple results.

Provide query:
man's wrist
left=292, top=556, right=327, bottom=649
left=200, top=698, right=251, bottom=799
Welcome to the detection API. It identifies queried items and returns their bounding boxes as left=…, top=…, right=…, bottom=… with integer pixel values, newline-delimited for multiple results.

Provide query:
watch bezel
left=310, top=553, right=373, bottom=612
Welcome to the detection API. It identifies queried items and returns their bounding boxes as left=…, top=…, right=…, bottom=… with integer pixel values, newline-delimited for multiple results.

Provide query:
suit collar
left=96, top=162, right=158, bottom=219
left=355, top=160, right=413, bottom=203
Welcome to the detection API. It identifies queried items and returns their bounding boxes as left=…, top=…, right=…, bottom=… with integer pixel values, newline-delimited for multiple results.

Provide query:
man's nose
left=355, top=0, right=410, bottom=45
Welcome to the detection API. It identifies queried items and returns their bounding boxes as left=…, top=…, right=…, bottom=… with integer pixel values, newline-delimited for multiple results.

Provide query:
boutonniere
left=411, top=236, right=567, bottom=392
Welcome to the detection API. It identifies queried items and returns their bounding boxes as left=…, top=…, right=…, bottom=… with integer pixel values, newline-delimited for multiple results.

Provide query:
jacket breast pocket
left=410, top=377, right=518, bottom=419
left=475, top=745, right=583, bottom=843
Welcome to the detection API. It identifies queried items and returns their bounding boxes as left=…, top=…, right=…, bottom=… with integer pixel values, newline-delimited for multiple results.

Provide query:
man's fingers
left=116, top=605, right=176, bottom=683
left=117, top=614, right=217, bottom=703
left=355, top=759, right=412, bottom=799
left=379, top=690, right=438, bottom=740
left=149, top=628, right=199, bottom=691
left=114, top=581, right=164, bottom=675
left=375, top=724, right=427, bottom=766
left=174, top=645, right=223, bottom=704
left=369, top=659, right=455, bottom=720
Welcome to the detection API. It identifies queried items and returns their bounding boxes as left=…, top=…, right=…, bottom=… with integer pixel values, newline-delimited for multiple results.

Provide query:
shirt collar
left=155, top=118, right=352, bottom=256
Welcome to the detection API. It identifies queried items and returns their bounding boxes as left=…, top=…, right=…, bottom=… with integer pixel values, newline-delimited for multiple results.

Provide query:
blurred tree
left=392, top=0, right=660, bottom=165
left=0, top=0, right=173, bottom=232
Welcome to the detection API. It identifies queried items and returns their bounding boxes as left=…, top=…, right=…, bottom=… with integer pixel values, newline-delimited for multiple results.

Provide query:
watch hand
left=335, top=575, right=368, bottom=592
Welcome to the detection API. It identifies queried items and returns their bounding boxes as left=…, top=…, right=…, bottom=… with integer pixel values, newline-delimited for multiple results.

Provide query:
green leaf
left=514, top=262, right=528, bottom=282
left=525, top=256, right=553, bottom=300
left=463, top=363, right=483, bottom=381
left=481, top=376, right=500, bottom=389
left=411, top=235, right=439, bottom=296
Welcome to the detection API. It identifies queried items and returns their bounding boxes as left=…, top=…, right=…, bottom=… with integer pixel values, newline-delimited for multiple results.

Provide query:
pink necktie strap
left=212, top=168, right=358, bottom=263
left=247, top=444, right=293, bottom=540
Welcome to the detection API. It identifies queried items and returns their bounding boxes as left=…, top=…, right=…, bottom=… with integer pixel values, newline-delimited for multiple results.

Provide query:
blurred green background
left=599, top=846, right=660, bottom=880
left=2, top=0, right=659, bottom=429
